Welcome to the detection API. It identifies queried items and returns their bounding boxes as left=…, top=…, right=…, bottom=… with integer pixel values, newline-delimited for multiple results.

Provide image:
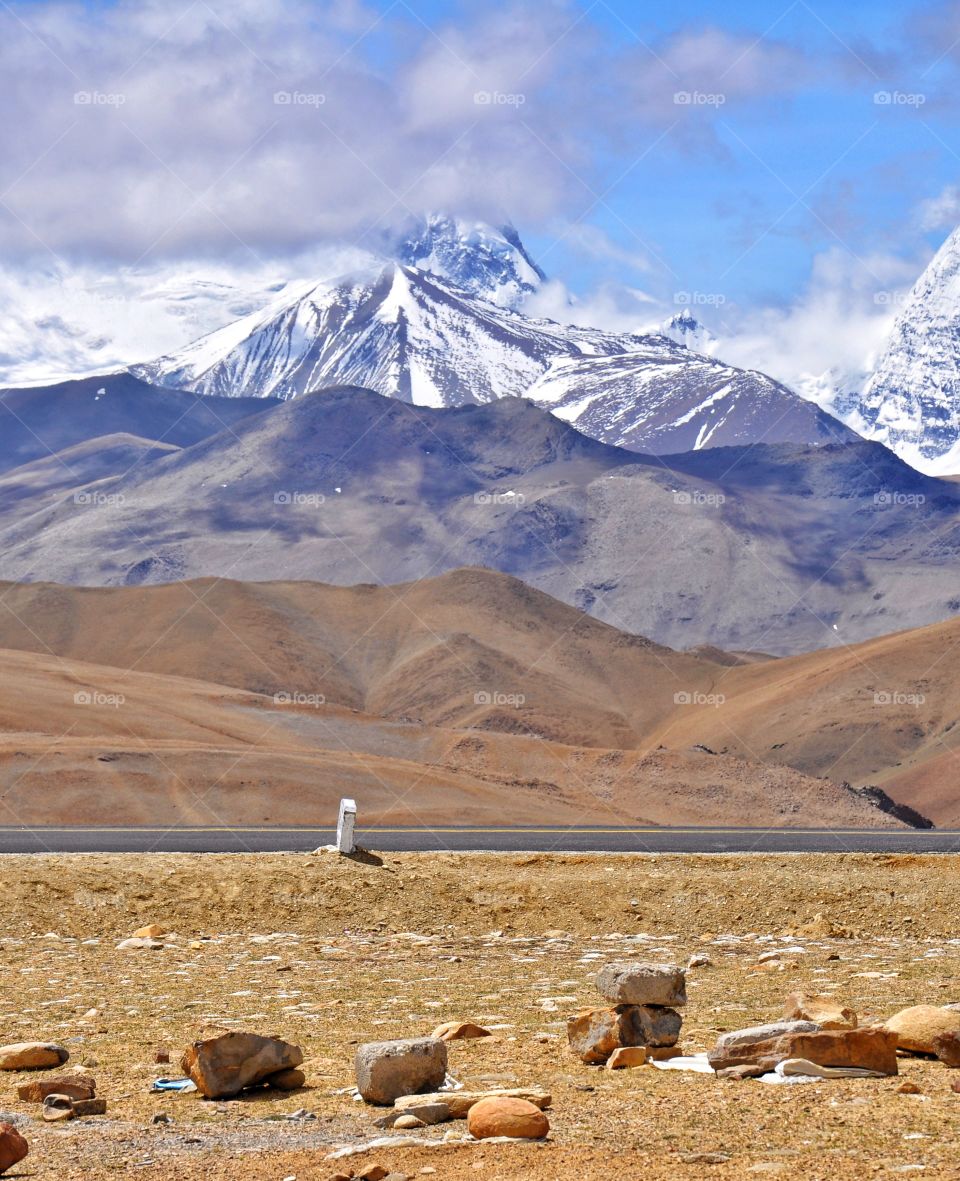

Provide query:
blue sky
left=516, top=0, right=960, bottom=310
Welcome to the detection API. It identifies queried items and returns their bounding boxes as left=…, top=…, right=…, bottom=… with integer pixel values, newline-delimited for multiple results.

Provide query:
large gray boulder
left=595, top=963, right=687, bottom=1007
left=355, top=1037, right=447, bottom=1105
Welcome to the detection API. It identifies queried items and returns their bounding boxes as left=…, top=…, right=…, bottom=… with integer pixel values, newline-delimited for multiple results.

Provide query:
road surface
left=0, top=826, right=957, bottom=853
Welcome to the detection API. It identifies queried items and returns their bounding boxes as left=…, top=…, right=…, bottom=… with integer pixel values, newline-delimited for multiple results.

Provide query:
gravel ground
left=2, top=851, right=960, bottom=1179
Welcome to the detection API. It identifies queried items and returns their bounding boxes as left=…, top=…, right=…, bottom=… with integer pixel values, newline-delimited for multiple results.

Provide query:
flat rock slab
left=181, top=1030, right=303, bottom=1098
left=0, top=1043, right=69, bottom=1071
left=17, top=1075, right=95, bottom=1103
left=782, top=1028, right=898, bottom=1076
left=710, top=1022, right=897, bottom=1075
left=596, top=963, right=687, bottom=1007
left=395, top=1088, right=551, bottom=1119
left=709, top=1020, right=820, bottom=1069
left=355, top=1038, right=447, bottom=1105
left=431, top=1021, right=491, bottom=1041
left=568, top=1005, right=682, bottom=1065
left=72, top=1098, right=107, bottom=1117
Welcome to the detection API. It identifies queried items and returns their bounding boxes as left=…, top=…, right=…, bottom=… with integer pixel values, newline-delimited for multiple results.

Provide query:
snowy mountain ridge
left=136, top=234, right=855, bottom=455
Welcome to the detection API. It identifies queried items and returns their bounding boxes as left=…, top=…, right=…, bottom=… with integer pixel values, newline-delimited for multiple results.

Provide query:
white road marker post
left=336, top=797, right=357, bottom=855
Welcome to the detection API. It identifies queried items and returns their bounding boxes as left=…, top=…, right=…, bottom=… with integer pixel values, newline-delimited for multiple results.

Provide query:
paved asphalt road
left=0, top=826, right=959, bottom=853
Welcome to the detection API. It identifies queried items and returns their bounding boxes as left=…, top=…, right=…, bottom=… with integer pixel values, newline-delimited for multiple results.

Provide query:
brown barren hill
left=656, top=615, right=960, bottom=825
left=0, top=567, right=947, bottom=826
left=0, top=569, right=728, bottom=749
left=0, top=642, right=901, bottom=829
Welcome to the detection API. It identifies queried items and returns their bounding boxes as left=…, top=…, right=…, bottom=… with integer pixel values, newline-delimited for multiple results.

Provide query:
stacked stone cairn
left=567, top=962, right=686, bottom=1065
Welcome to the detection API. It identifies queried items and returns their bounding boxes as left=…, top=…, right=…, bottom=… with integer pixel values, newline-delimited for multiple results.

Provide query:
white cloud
left=915, top=185, right=960, bottom=232
left=717, top=246, right=926, bottom=396
left=0, top=0, right=819, bottom=267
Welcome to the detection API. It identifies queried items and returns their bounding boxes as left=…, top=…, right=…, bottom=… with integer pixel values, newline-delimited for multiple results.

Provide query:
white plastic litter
left=328, top=1136, right=430, bottom=1158
left=759, top=1058, right=889, bottom=1084
left=649, top=1053, right=714, bottom=1073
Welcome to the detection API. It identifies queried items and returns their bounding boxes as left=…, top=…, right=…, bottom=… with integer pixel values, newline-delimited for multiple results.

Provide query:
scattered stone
left=181, top=1030, right=304, bottom=1099
left=41, top=1095, right=75, bottom=1122
left=682, top=1153, right=732, bottom=1165
left=595, top=963, right=687, bottom=1007
left=431, top=1021, right=491, bottom=1042
left=152, top=1113, right=171, bottom=1125
left=73, top=1098, right=106, bottom=1116
left=0, top=1123, right=28, bottom=1174
left=354, top=1038, right=447, bottom=1105
left=155, top=1048, right=170, bottom=1065
left=567, top=1005, right=682, bottom=1065
left=467, top=1097, right=549, bottom=1140
left=356, top=1167, right=390, bottom=1181
left=395, top=1088, right=551, bottom=1119
left=885, top=1006, right=960, bottom=1055
left=17, top=1075, right=95, bottom=1103
left=648, top=1045, right=685, bottom=1061
left=933, top=1031, right=960, bottom=1067
left=264, top=1068, right=306, bottom=1091
left=393, top=1114, right=424, bottom=1129
left=0, top=1043, right=69, bottom=1071
left=951, top=1078, right=960, bottom=1094
left=116, top=937, right=164, bottom=951
left=784, top=992, right=857, bottom=1030
left=391, top=1102, right=450, bottom=1125
left=717, top=1064, right=767, bottom=1081
left=688, top=954, right=712, bottom=969
left=792, top=914, right=853, bottom=938
left=897, top=1081, right=922, bottom=1094
left=132, top=924, right=168, bottom=939
left=606, top=1046, right=648, bottom=1070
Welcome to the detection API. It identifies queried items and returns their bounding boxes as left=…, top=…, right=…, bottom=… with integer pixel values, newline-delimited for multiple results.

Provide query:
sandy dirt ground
left=2, top=851, right=960, bottom=1180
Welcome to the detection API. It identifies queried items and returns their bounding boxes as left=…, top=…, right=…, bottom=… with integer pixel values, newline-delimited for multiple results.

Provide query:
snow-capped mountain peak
left=852, top=225, right=960, bottom=474
left=135, top=243, right=855, bottom=456
left=657, top=309, right=719, bottom=356
left=381, top=212, right=546, bottom=307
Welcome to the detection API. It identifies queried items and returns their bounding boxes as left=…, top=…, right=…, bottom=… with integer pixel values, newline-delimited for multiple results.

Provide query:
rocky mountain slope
left=0, top=388, right=957, bottom=655
left=0, top=372, right=278, bottom=474
left=528, top=345, right=853, bottom=452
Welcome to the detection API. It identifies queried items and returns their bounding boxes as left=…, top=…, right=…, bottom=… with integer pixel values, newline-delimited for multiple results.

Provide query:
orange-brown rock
left=567, top=1005, right=681, bottom=1065
left=0, top=1123, right=28, bottom=1174
left=181, top=1030, right=303, bottom=1098
left=467, top=1097, right=549, bottom=1140
left=783, top=1028, right=898, bottom=1076
left=606, top=1046, right=648, bottom=1070
left=784, top=992, right=857, bottom=1030
left=263, top=1067, right=305, bottom=1091
left=0, top=1042, right=68, bottom=1071
left=709, top=1021, right=897, bottom=1075
left=431, top=1021, right=492, bottom=1042
left=885, top=1006, right=960, bottom=1055
left=17, top=1075, right=95, bottom=1103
